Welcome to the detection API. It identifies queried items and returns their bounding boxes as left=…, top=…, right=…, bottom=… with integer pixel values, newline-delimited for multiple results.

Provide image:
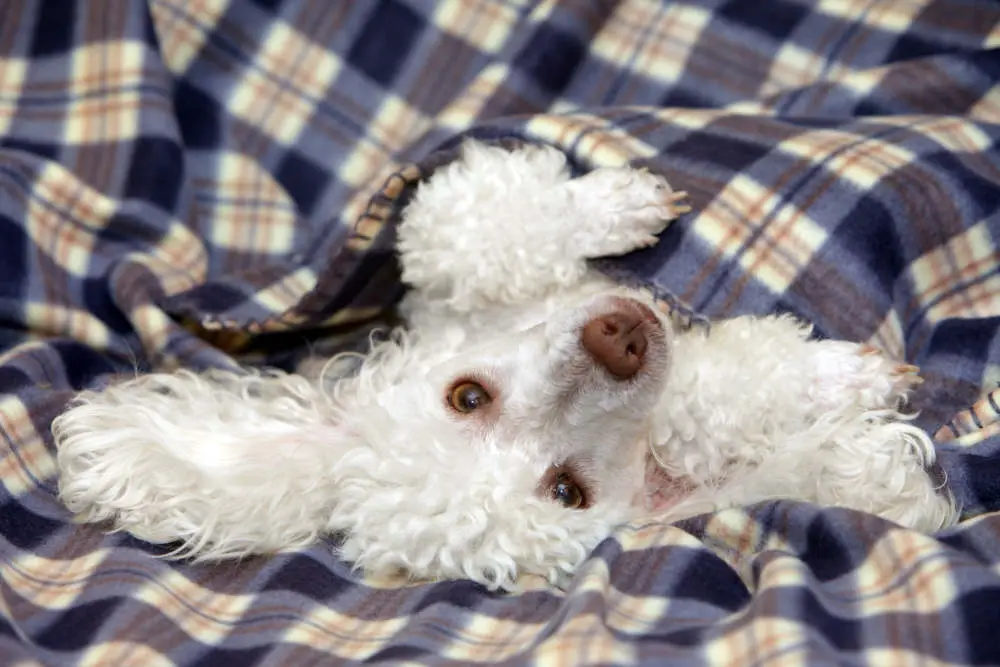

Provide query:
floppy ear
left=52, top=369, right=354, bottom=559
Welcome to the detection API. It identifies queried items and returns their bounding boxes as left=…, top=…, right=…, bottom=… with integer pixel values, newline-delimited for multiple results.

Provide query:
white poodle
left=52, top=141, right=957, bottom=590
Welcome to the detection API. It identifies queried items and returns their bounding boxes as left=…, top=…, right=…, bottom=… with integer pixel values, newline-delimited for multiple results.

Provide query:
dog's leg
left=561, top=165, right=690, bottom=258
left=53, top=370, right=350, bottom=559
left=674, top=314, right=922, bottom=415
left=808, top=341, right=923, bottom=413
left=799, top=341, right=955, bottom=533
left=664, top=314, right=954, bottom=531
left=397, top=140, right=689, bottom=313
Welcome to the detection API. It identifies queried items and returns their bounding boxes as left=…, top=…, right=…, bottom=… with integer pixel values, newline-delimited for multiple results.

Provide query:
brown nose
left=581, top=310, right=649, bottom=380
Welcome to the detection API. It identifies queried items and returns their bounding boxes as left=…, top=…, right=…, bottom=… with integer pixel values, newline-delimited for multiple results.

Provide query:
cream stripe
left=78, top=642, right=175, bottom=667
left=0, top=400, right=55, bottom=496
left=910, top=222, right=1000, bottom=322
left=0, top=57, right=27, bottom=136
left=134, top=568, right=252, bottom=644
left=149, top=0, right=230, bottom=75
left=2, top=550, right=114, bottom=611
left=282, top=603, right=408, bottom=661
left=250, top=266, right=317, bottom=314
left=695, top=174, right=828, bottom=294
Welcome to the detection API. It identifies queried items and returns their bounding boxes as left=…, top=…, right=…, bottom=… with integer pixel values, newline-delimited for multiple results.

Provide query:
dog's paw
left=811, top=342, right=922, bottom=412
left=858, top=344, right=924, bottom=400
left=569, top=167, right=690, bottom=258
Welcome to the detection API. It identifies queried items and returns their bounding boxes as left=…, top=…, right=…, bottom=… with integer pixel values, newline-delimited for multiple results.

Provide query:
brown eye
left=449, top=381, right=491, bottom=413
left=552, top=472, right=585, bottom=509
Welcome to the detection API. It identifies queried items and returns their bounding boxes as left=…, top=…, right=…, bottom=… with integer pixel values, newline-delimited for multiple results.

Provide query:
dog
left=52, top=141, right=957, bottom=590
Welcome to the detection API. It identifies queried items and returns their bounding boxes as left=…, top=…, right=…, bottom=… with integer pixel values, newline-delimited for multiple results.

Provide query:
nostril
left=581, top=308, right=650, bottom=381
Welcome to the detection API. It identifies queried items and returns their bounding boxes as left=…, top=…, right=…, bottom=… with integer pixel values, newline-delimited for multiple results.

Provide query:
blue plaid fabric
left=1, top=1, right=999, bottom=664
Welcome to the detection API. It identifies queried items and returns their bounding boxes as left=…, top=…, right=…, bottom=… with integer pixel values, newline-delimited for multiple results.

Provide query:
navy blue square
left=797, top=588, right=862, bottom=650
left=275, top=149, right=329, bottom=217
left=853, top=97, right=888, bottom=117
left=52, top=341, right=118, bottom=390
left=123, top=137, right=183, bottom=212
left=671, top=553, right=750, bottom=609
left=0, top=499, right=63, bottom=551
left=190, top=647, right=272, bottom=667
left=165, top=282, right=249, bottom=315
left=928, top=317, right=1000, bottom=360
left=0, top=215, right=27, bottom=300
left=668, top=132, right=769, bottom=173
left=514, top=23, right=585, bottom=94
left=96, top=211, right=169, bottom=248
left=717, top=0, right=807, bottom=41
left=36, top=598, right=121, bottom=650
left=886, top=34, right=942, bottom=63
left=346, top=0, right=425, bottom=87
left=366, top=645, right=432, bottom=663
left=660, top=87, right=709, bottom=109
left=0, top=137, right=59, bottom=161
left=83, top=277, right=133, bottom=335
left=968, top=49, right=1000, bottom=85
left=30, top=1, right=76, bottom=57
left=142, top=4, right=161, bottom=51
left=801, top=514, right=867, bottom=581
left=926, top=151, right=1000, bottom=216
left=832, top=196, right=904, bottom=295
left=174, top=81, right=223, bottom=149
left=249, top=0, right=285, bottom=10
left=0, top=367, right=30, bottom=397
left=962, top=588, right=1000, bottom=664
left=262, top=554, right=353, bottom=598
left=0, top=328, right=25, bottom=355
left=412, top=579, right=495, bottom=611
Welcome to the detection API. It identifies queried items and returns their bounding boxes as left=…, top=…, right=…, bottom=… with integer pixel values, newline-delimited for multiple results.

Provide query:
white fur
left=53, top=141, right=957, bottom=590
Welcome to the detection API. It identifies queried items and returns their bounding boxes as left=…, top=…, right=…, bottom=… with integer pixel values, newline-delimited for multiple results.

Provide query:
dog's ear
left=52, top=369, right=355, bottom=560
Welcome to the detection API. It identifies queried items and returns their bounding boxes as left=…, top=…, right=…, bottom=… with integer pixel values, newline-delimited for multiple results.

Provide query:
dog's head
left=329, top=293, right=684, bottom=589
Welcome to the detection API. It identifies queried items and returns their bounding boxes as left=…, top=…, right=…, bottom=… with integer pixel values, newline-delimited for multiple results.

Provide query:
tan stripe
left=3, top=550, right=114, bottom=611
left=0, top=1, right=27, bottom=135
left=282, top=604, right=408, bottom=661
left=677, top=132, right=822, bottom=307
left=707, top=618, right=809, bottom=667
left=249, top=266, right=317, bottom=317
left=910, top=222, right=999, bottom=323
left=947, top=419, right=1000, bottom=447
left=587, top=0, right=651, bottom=100
left=150, top=0, right=229, bottom=75
left=623, top=4, right=714, bottom=101
left=201, top=152, right=298, bottom=258
left=435, top=63, right=514, bottom=130
left=851, top=531, right=958, bottom=613
left=0, top=399, right=57, bottom=496
left=533, top=613, right=635, bottom=666
left=714, top=127, right=932, bottom=311
left=432, top=0, right=517, bottom=55
left=78, top=642, right=174, bottom=667
left=368, top=95, right=432, bottom=154
left=227, top=16, right=343, bottom=147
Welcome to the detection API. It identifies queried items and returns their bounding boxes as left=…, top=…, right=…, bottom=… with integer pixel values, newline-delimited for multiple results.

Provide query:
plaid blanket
left=2, top=0, right=1000, bottom=664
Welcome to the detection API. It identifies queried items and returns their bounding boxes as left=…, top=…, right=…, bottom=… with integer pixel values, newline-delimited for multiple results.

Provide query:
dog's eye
left=552, top=472, right=585, bottom=509
left=449, top=381, right=491, bottom=413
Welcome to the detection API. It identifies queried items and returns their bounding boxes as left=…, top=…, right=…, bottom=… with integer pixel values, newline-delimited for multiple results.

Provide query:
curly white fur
left=53, top=140, right=957, bottom=590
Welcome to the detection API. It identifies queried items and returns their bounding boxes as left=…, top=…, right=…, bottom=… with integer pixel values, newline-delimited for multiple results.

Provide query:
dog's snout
left=581, top=309, right=650, bottom=380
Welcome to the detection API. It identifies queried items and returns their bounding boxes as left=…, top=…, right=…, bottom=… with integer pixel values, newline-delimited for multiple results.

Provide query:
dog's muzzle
left=581, top=299, right=662, bottom=380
